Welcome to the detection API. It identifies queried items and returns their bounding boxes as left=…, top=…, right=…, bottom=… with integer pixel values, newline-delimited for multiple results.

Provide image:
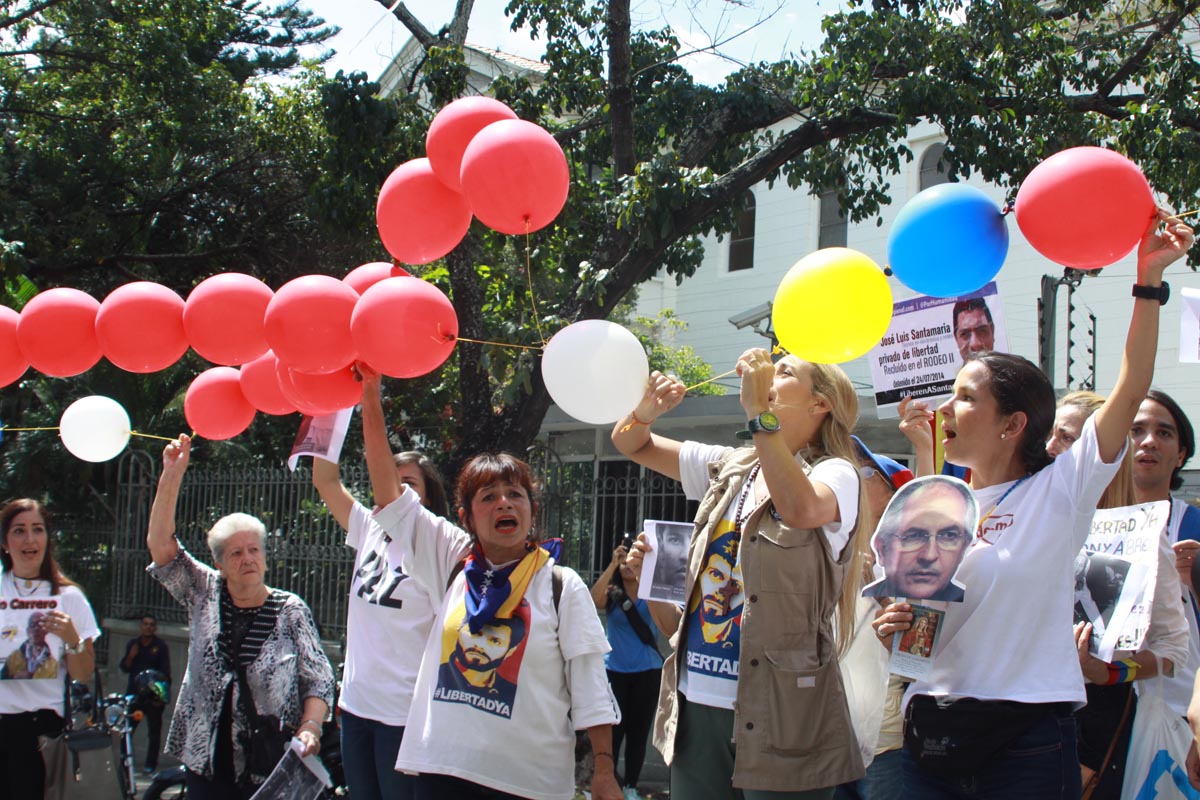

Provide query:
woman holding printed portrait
left=873, top=209, right=1194, bottom=799
left=614, top=348, right=869, bottom=799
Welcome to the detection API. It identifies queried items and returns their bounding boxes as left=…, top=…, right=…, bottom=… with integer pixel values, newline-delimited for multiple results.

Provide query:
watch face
left=760, top=412, right=780, bottom=430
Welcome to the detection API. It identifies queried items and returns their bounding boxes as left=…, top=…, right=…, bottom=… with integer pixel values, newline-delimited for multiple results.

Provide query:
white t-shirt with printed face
left=906, top=415, right=1122, bottom=707
left=0, top=574, right=100, bottom=715
left=675, top=442, right=860, bottom=710
left=338, top=502, right=438, bottom=727
left=372, top=490, right=619, bottom=800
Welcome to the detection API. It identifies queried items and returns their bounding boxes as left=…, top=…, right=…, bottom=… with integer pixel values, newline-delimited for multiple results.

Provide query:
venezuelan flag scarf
left=462, top=538, right=563, bottom=634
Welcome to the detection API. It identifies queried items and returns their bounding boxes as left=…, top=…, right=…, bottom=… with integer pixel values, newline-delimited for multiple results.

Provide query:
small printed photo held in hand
left=638, top=520, right=691, bottom=604
left=863, top=475, right=978, bottom=604
left=889, top=604, right=945, bottom=680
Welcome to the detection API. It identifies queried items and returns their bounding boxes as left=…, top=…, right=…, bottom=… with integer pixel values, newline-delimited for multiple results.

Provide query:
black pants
left=185, top=768, right=257, bottom=800
left=131, top=703, right=164, bottom=769
left=1076, top=683, right=1137, bottom=800
left=0, top=709, right=65, bottom=800
left=607, top=667, right=661, bottom=788
left=414, top=772, right=527, bottom=799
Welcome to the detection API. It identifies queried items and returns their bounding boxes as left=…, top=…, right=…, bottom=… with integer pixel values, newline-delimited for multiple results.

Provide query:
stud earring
left=1000, top=433, right=1006, bottom=439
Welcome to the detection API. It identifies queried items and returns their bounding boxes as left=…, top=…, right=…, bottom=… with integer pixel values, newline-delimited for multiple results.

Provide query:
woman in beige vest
left=613, top=348, right=870, bottom=799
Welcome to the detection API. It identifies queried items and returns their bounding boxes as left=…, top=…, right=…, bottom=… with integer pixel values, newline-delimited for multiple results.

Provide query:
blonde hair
left=802, top=359, right=869, bottom=659
left=1058, top=391, right=1135, bottom=508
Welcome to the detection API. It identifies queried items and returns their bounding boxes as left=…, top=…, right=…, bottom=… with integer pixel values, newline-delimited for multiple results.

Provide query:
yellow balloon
left=772, top=247, right=893, bottom=363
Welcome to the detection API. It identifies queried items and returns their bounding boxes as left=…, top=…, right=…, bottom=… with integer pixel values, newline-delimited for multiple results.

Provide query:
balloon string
left=130, top=431, right=177, bottom=442
left=1175, top=208, right=1198, bottom=219
left=0, top=426, right=60, bottom=432
left=523, top=222, right=547, bottom=346
left=685, top=368, right=738, bottom=391
left=450, top=334, right=543, bottom=352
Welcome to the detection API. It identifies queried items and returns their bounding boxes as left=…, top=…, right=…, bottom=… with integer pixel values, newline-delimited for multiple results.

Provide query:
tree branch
left=0, top=0, right=68, bottom=31
left=380, top=1, right=438, bottom=49
left=1096, top=0, right=1200, bottom=99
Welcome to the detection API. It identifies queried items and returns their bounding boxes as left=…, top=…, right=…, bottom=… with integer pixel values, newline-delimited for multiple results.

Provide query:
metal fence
left=55, top=449, right=695, bottom=650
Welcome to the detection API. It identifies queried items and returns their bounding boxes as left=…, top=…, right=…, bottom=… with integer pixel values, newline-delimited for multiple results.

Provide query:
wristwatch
left=1132, top=281, right=1169, bottom=305
left=736, top=411, right=781, bottom=439
left=63, top=639, right=86, bottom=655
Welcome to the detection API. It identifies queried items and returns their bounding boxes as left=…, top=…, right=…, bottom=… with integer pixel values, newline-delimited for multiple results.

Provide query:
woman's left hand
left=296, top=728, right=321, bottom=757
left=40, top=610, right=80, bottom=648
left=590, top=765, right=623, bottom=800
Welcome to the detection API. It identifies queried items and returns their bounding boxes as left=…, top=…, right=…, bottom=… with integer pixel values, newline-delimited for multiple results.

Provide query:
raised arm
left=1094, top=210, right=1194, bottom=461
left=610, top=371, right=687, bottom=481
left=358, top=362, right=402, bottom=507
left=898, top=396, right=936, bottom=478
left=312, top=456, right=354, bottom=530
left=589, top=545, right=625, bottom=610
left=147, top=435, right=189, bottom=567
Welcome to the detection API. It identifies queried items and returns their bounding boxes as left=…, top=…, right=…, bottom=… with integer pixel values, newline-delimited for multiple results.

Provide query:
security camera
left=728, top=301, right=773, bottom=330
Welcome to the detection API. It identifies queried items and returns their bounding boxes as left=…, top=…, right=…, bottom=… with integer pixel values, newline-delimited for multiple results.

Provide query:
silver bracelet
left=63, top=639, right=86, bottom=655
left=298, top=719, right=322, bottom=734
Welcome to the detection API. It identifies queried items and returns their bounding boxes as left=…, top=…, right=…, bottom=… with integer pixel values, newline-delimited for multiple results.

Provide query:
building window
left=919, top=142, right=954, bottom=189
left=818, top=188, right=847, bottom=249
left=728, top=191, right=755, bottom=272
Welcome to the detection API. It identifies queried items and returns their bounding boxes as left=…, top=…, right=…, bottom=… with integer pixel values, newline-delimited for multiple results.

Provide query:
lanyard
left=975, top=474, right=1030, bottom=544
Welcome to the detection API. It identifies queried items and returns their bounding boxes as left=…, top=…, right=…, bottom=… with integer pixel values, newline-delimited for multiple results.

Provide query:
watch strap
left=1132, top=281, right=1169, bottom=305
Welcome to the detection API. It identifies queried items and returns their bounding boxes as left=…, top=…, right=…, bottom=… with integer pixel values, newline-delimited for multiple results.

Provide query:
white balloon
left=541, top=321, right=649, bottom=425
left=59, top=395, right=132, bottom=462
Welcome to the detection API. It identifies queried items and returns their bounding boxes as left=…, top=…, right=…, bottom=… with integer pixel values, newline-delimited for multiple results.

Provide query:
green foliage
left=622, top=308, right=724, bottom=396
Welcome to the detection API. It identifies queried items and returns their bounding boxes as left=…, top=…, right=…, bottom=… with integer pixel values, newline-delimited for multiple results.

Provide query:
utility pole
left=1038, top=268, right=1096, bottom=389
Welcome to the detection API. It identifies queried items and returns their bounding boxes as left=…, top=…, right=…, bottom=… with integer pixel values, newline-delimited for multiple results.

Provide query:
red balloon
left=185, top=367, right=257, bottom=440
left=426, top=97, right=518, bottom=191
left=0, top=306, right=28, bottom=388
left=184, top=273, right=273, bottom=365
left=376, top=158, right=473, bottom=265
left=96, top=282, right=188, bottom=373
left=263, top=275, right=359, bottom=375
left=16, top=288, right=102, bottom=377
left=342, top=262, right=411, bottom=295
left=351, top=276, right=458, bottom=378
left=274, top=359, right=361, bottom=415
left=1016, top=146, right=1155, bottom=270
left=238, top=351, right=297, bottom=416
left=460, top=119, right=569, bottom=235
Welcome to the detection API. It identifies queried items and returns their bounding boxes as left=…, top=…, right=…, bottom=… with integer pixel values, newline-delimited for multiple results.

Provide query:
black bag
left=241, top=703, right=293, bottom=778
left=903, top=694, right=1056, bottom=778
left=41, top=666, right=123, bottom=800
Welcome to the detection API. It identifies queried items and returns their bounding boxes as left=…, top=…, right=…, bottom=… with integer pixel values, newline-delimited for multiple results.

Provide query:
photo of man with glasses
left=863, top=476, right=978, bottom=602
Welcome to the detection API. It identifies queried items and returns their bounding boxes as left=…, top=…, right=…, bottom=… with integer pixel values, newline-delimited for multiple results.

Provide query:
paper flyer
left=287, top=408, right=354, bottom=471
left=1180, top=286, right=1200, bottom=363
left=249, top=739, right=332, bottom=800
left=888, top=603, right=946, bottom=681
left=638, top=520, right=691, bottom=604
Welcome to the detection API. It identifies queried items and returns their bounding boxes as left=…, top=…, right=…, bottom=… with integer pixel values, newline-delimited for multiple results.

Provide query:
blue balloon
left=887, top=184, right=1009, bottom=297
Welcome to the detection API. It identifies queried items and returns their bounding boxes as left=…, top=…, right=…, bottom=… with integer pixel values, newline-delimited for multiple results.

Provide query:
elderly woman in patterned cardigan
left=147, top=435, right=334, bottom=800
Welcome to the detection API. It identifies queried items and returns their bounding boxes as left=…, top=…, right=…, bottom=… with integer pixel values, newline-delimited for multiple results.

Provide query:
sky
left=301, top=0, right=846, bottom=86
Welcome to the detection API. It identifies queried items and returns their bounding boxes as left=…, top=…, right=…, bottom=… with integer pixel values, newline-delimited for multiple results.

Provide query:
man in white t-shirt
left=1132, top=389, right=1200, bottom=715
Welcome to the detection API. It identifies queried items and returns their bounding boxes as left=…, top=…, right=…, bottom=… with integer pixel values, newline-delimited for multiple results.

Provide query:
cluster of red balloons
left=0, top=262, right=459, bottom=441
left=376, top=97, right=570, bottom=263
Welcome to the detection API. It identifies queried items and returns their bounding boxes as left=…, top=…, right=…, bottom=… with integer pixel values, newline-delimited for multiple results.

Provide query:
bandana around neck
left=462, top=538, right=562, bottom=634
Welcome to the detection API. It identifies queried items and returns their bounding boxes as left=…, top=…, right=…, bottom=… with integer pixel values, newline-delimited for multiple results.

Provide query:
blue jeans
left=340, top=710, right=415, bottom=800
left=900, top=711, right=1080, bottom=799
left=834, top=748, right=904, bottom=800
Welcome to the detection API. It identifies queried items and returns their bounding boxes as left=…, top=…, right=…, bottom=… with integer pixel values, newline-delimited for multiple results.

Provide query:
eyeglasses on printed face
left=893, top=528, right=968, bottom=552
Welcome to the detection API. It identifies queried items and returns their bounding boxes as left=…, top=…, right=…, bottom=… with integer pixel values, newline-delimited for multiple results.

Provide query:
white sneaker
left=622, top=787, right=643, bottom=800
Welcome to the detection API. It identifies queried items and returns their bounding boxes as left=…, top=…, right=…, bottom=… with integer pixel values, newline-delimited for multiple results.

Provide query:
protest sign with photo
left=637, top=520, right=692, bottom=604
left=0, top=598, right=64, bottom=681
left=1074, top=501, right=1170, bottom=662
left=868, top=282, right=1009, bottom=418
left=249, top=739, right=332, bottom=800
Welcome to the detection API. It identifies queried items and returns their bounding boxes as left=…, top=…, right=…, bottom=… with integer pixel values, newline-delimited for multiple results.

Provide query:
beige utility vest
left=653, top=447, right=865, bottom=792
